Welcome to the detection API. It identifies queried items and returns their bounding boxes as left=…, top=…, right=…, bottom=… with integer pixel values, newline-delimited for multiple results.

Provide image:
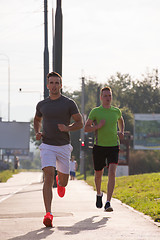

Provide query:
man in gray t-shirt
left=34, top=71, right=83, bottom=227
left=36, top=94, right=79, bottom=146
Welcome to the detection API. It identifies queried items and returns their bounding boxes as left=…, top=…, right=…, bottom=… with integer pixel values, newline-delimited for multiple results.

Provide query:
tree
left=107, top=72, right=132, bottom=108
left=84, top=80, right=102, bottom=116
left=120, top=107, right=134, bottom=134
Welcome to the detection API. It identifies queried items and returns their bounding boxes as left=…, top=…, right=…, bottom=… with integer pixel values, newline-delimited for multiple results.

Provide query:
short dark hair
left=47, top=71, right=62, bottom=84
left=100, top=86, right=112, bottom=95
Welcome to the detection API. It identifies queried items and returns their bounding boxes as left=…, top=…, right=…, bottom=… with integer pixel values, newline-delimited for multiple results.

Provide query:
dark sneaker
left=96, top=193, right=103, bottom=208
left=43, top=212, right=53, bottom=227
left=104, top=201, right=113, bottom=212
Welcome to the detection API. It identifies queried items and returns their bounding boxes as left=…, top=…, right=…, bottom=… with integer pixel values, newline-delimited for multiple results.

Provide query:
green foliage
left=120, top=106, right=134, bottom=134
left=106, top=71, right=160, bottom=114
left=129, top=150, right=160, bottom=175
left=128, top=72, right=160, bottom=113
left=82, top=172, right=160, bottom=222
left=84, top=80, right=102, bottom=115
left=107, top=72, right=132, bottom=108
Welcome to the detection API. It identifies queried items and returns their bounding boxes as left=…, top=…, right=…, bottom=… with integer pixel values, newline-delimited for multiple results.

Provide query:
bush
left=129, top=150, right=160, bottom=175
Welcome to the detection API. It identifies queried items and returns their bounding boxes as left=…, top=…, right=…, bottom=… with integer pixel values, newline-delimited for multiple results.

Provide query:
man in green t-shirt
left=84, top=86, right=124, bottom=211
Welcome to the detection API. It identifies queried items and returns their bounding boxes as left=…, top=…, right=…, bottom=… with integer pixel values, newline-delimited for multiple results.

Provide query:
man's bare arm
left=118, top=116, right=125, bottom=139
left=84, top=119, right=105, bottom=132
left=58, top=113, right=83, bottom=132
left=34, top=115, right=43, bottom=140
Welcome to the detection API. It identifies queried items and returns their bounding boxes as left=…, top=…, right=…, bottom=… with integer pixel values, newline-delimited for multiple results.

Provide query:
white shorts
left=39, top=143, right=73, bottom=174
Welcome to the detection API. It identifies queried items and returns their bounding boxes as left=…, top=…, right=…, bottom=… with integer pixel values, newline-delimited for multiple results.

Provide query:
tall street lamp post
left=54, top=0, right=63, bottom=76
left=44, top=0, right=49, bottom=99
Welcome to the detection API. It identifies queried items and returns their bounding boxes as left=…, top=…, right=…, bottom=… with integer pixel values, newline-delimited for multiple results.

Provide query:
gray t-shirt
left=36, top=95, right=79, bottom=146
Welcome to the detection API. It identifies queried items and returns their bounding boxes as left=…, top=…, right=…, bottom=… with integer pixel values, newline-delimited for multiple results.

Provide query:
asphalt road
left=0, top=172, right=159, bottom=240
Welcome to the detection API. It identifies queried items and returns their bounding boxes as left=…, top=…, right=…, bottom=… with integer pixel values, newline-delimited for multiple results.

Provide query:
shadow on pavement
left=8, top=227, right=54, bottom=240
left=57, top=215, right=110, bottom=235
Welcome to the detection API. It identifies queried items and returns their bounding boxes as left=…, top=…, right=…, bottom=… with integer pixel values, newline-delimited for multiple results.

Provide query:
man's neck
left=49, top=93, right=61, bottom=100
left=102, top=103, right=111, bottom=109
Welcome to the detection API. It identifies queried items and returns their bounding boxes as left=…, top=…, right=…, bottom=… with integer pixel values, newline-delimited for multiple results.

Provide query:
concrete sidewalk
left=0, top=172, right=42, bottom=203
left=0, top=172, right=159, bottom=240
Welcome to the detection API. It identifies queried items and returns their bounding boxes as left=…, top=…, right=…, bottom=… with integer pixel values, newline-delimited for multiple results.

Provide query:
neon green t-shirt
left=88, top=105, right=122, bottom=147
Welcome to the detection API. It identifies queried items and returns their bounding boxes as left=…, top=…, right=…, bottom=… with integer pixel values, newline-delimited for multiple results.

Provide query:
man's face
left=47, top=76, right=62, bottom=95
left=100, top=90, right=112, bottom=105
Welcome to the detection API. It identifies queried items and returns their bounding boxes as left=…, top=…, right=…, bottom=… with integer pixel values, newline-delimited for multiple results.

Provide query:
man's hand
left=36, top=132, right=42, bottom=140
left=118, top=131, right=124, bottom=140
left=58, top=124, right=69, bottom=132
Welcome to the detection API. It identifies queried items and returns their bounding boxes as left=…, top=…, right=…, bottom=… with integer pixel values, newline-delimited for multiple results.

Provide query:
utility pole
left=54, top=0, right=63, bottom=76
left=80, top=77, right=85, bottom=174
left=44, top=0, right=49, bottom=99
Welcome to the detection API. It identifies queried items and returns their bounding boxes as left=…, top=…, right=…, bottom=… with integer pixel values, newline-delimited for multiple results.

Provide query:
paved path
left=0, top=172, right=159, bottom=240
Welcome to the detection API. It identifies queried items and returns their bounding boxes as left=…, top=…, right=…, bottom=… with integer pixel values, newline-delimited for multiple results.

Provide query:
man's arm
left=84, top=119, right=105, bottom=132
left=58, top=113, right=83, bottom=132
left=118, top=116, right=125, bottom=139
left=34, top=114, right=43, bottom=140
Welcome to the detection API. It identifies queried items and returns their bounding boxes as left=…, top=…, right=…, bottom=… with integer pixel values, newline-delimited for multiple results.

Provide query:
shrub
left=129, top=150, right=160, bottom=175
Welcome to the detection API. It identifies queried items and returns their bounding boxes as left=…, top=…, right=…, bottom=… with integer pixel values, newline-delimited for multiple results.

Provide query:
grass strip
left=77, top=172, right=160, bottom=222
left=0, top=170, right=19, bottom=183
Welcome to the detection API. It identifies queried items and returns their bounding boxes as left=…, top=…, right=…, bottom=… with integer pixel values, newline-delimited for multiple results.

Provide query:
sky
left=0, top=0, right=160, bottom=122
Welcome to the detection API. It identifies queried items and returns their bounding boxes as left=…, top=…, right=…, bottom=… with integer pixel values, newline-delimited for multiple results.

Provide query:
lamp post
left=54, top=0, right=63, bottom=76
left=44, top=0, right=49, bottom=99
left=0, top=54, right=10, bottom=121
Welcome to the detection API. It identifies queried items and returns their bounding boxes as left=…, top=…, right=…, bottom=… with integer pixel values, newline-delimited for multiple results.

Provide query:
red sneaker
left=56, top=175, right=65, bottom=198
left=43, top=212, right=53, bottom=227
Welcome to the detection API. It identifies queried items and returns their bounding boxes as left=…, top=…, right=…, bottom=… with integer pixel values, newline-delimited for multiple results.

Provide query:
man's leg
left=56, top=171, right=69, bottom=198
left=104, top=164, right=117, bottom=211
left=95, top=169, right=104, bottom=208
left=57, top=171, right=69, bottom=187
left=56, top=144, right=72, bottom=197
left=43, top=166, right=55, bottom=213
left=107, top=163, right=117, bottom=201
left=95, top=169, right=104, bottom=194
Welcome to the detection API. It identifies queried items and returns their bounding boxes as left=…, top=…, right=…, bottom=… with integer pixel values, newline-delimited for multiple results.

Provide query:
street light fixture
left=19, top=88, right=42, bottom=100
left=0, top=53, right=10, bottom=122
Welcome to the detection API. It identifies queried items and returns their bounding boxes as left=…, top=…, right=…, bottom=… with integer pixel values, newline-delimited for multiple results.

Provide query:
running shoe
left=96, top=193, right=103, bottom=208
left=104, top=201, right=113, bottom=212
left=43, top=212, right=53, bottom=227
left=56, top=175, right=65, bottom=197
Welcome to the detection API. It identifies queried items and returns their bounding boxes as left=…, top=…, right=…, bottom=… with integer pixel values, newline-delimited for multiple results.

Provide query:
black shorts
left=92, top=145, right=119, bottom=171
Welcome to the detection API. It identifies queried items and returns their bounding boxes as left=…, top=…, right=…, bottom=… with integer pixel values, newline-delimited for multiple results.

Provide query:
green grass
left=0, top=169, right=41, bottom=183
left=0, top=169, right=19, bottom=182
left=77, top=172, right=160, bottom=222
